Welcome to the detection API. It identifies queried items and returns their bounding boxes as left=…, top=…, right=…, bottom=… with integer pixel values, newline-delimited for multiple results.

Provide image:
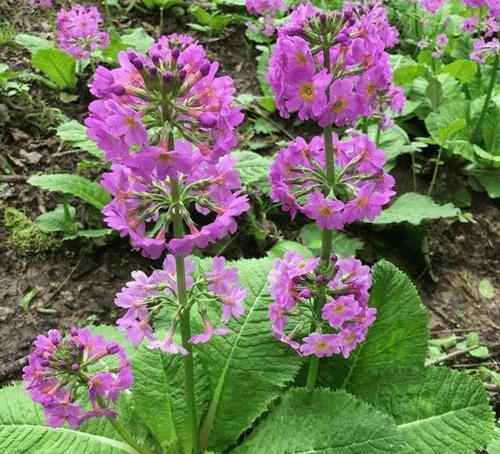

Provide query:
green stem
left=411, top=153, right=418, bottom=192
left=375, top=123, right=381, bottom=147
left=427, top=146, right=443, bottom=197
left=472, top=54, right=498, bottom=142
left=168, top=136, right=198, bottom=454
left=96, top=398, right=155, bottom=454
left=160, top=7, right=164, bottom=33
left=305, top=46, right=336, bottom=392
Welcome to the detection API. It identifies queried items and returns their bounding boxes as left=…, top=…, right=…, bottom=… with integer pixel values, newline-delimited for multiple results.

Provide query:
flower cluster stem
left=472, top=54, right=498, bottom=144
left=305, top=47, right=337, bottom=392
left=168, top=132, right=198, bottom=454
left=97, top=397, right=155, bottom=454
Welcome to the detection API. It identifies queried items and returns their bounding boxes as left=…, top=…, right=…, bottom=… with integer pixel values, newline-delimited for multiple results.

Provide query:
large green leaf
left=32, top=48, right=77, bottom=89
left=483, top=103, right=500, bottom=155
left=439, top=60, right=477, bottom=85
left=233, top=388, right=401, bottom=454
left=132, top=349, right=209, bottom=454
left=232, top=150, right=272, bottom=189
left=197, top=258, right=302, bottom=451
left=0, top=385, right=139, bottom=454
left=299, top=223, right=363, bottom=257
left=425, top=101, right=470, bottom=145
left=57, top=120, right=104, bottom=160
left=28, top=174, right=111, bottom=210
left=488, top=423, right=500, bottom=454
left=373, top=193, right=460, bottom=225
left=15, top=33, right=52, bottom=54
left=467, top=169, right=500, bottom=198
left=353, top=368, right=495, bottom=454
left=320, top=260, right=429, bottom=390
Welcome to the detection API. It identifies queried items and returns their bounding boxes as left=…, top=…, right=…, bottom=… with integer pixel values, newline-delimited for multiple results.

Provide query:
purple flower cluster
left=419, top=0, right=446, bottom=14
left=86, top=34, right=248, bottom=258
left=270, top=134, right=395, bottom=228
left=27, top=0, right=52, bottom=8
left=461, top=0, right=499, bottom=63
left=56, top=5, right=110, bottom=60
left=267, top=2, right=402, bottom=128
left=22, top=328, right=132, bottom=428
left=245, top=0, right=287, bottom=37
left=269, top=252, right=375, bottom=358
left=115, top=256, right=248, bottom=354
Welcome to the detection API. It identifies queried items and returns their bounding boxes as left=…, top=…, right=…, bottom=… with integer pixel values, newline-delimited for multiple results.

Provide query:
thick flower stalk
left=267, top=1, right=401, bottom=129
left=266, top=2, right=397, bottom=389
left=269, top=252, right=375, bottom=358
left=56, top=5, right=110, bottom=60
left=115, top=256, right=248, bottom=353
left=23, top=328, right=132, bottom=428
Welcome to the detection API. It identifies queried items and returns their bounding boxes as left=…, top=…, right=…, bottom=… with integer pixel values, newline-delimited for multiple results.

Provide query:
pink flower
left=221, top=286, right=248, bottom=323
left=116, top=318, right=154, bottom=346
left=300, top=333, right=339, bottom=357
left=189, top=323, right=231, bottom=344
left=206, top=257, right=239, bottom=294
left=303, top=191, right=345, bottom=230
left=322, top=295, right=361, bottom=328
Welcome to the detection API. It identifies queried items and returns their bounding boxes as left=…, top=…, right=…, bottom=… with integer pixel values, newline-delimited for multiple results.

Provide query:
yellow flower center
left=297, top=51, right=307, bottom=65
left=125, top=116, right=137, bottom=128
left=315, top=341, right=329, bottom=351
left=300, top=82, right=315, bottom=102
left=366, top=81, right=377, bottom=98
left=356, top=197, right=368, bottom=207
left=346, top=334, right=356, bottom=344
left=331, top=98, right=347, bottom=113
left=333, top=303, right=345, bottom=315
left=318, top=205, right=332, bottom=217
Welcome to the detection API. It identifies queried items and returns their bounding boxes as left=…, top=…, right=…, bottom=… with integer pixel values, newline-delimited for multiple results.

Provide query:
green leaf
left=299, top=223, right=363, bottom=257
left=28, top=174, right=111, bottom=210
left=479, top=278, right=495, bottom=299
left=63, top=229, right=113, bottom=240
left=425, top=101, right=470, bottom=145
left=267, top=240, right=314, bottom=259
left=197, top=258, right=302, bottom=451
left=373, top=193, right=460, bottom=225
left=131, top=348, right=209, bottom=454
left=32, top=48, right=77, bottom=89
left=36, top=204, right=76, bottom=232
left=487, top=423, right=500, bottom=454
left=57, top=120, right=104, bottom=160
left=482, top=103, right=500, bottom=155
left=15, top=33, right=52, bottom=54
left=467, top=169, right=500, bottom=197
left=19, top=288, right=39, bottom=312
left=440, top=60, right=477, bottom=84
left=368, top=124, right=411, bottom=165
left=233, top=388, right=401, bottom=454
left=352, top=368, right=495, bottom=454
left=120, top=28, right=154, bottom=54
left=469, top=346, right=490, bottom=359
left=438, top=118, right=467, bottom=145
left=321, top=261, right=429, bottom=390
left=394, top=63, right=427, bottom=87
left=426, top=75, right=444, bottom=111
left=233, top=150, right=272, bottom=188
left=0, top=385, right=139, bottom=454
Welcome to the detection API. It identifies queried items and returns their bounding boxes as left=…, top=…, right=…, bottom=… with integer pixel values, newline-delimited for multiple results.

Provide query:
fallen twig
left=0, top=174, right=28, bottom=183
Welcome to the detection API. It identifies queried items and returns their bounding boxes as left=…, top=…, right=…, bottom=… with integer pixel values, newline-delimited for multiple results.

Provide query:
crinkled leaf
left=353, top=368, right=495, bottom=454
left=0, top=385, right=139, bottom=454
left=120, top=28, right=154, bottom=54
left=482, top=103, right=500, bottom=155
left=440, top=60, right=477, bottom=85
left=131, top=348, right=209, bottom=454
left=373, top=193, right=460, bottom=225
left=320, top=260, right=429, bottom=390
left=32, top=48, right=77, bottom=89
left=467, top=169, right=500, bottom=197
left=267, top=240, right=314, bottom=259
left=28, top=174, right=111, bottom=210
left=197, top=258, right=302, bottom=451
left=488, top=423, right=500, bottom=454
left=233, top=150, right=272, bottom=189
left=425, top=101, right=470, bottom=145
left=15, top=33, right=52, bottom=54
left=36, top=204, right=76, bottom=233
left=233, top=388, right=401, bottom=454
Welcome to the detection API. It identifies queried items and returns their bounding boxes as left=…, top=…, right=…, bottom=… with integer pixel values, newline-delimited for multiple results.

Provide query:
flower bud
left=179, top=69, right=187, bottom=81
left=111, top=84, right=125, bottom=96
left=106, top=342, right=120, bottom=354
left=200, top=62, right=211, bottom=77
left=171, top=47, right=180, bottom=59
left=162, top=71, right=173, bottom=84
left=199, top=112, right=218, bottom=127
left=148, top=66, right=158, bottom=77
left=132, top=59, right=144, bottom=71
left=299, top=289, right=312, bottom=299
left=71, top=363, right=80, bottom=372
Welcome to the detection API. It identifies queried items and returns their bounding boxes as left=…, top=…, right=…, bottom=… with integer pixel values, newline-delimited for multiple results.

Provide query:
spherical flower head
left=100, top=146, right=249, bottom=259
left=268, top=2, right=396, bottom=126
left=268, top=252, right=376, bottom=358
left=56, top=5, right=109, bottom=60
left=22, top=328, right=132, bottom=428
left=270, top=134, right=395, bottom=228
left=245, top=0, right=286, bottom=16
left=419, top=0, right=446, bottom=13
left=87, top=34, right=244, bottom=164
